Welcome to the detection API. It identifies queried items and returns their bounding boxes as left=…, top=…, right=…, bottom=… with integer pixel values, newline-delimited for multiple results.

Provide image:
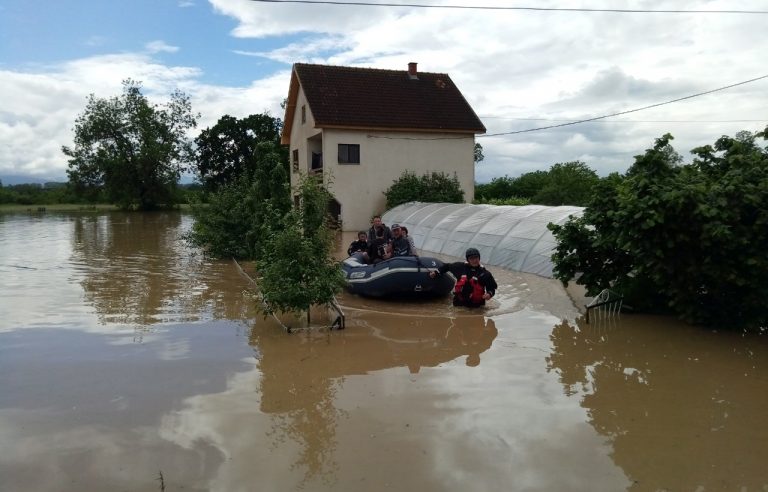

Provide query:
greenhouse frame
left=382, top=202, right=583, bottom=278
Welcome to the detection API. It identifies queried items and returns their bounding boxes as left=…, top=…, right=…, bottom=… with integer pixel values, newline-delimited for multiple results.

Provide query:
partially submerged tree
left=549, top=130, right=768, bottom=330
left=63, top=80, right=198, bottom=210
left=255, top=174, right=346, bottom=319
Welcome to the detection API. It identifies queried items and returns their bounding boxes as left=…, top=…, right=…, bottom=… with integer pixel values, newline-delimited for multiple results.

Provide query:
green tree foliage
left=255, top=174, right=346, bottom=316
left=384, top=171, right=464, bottom=209
left=186, top=141, right=291, bottom=259
left=474, top=142, right=484, bottom=163
left=0, top=182, right=98, bottom=205
left=475, top=175, right=517, bottom=201
left=475, top=162, right=599, bottom=206
left=509, top=170, right=550, bottom=200
left=194, top=113, right=286, bottom=192
left=473, top=196, right=531, bottom=206
left=549, top=130, right=768, bottom=329
left=62, top=79, right=198, bottom=210
left=532, top=161, right=599, bottom=205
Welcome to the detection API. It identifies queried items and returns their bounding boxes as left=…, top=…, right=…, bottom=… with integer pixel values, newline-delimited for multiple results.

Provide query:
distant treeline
left=0, top=180, right=202, bottom=206
left=474, top=161, right=604, bottom=207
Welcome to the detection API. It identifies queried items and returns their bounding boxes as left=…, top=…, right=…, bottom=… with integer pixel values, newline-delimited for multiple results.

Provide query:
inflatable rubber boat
left=342, top=255, right=455, bottom=298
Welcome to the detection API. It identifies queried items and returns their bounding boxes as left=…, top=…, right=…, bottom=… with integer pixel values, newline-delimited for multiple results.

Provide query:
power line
left=249, top=0, right=768, bottom=14
left=480, top=74, right=768, bottom=137
left=479, top=117, right=766, bottom=123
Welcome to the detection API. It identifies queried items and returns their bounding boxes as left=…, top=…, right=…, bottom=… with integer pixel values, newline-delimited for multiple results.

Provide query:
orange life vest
left=454, top=274, right=485, bottom=304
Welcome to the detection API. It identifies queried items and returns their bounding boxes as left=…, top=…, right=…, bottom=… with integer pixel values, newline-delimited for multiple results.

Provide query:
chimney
left=408, top=62, right=418, bottom=80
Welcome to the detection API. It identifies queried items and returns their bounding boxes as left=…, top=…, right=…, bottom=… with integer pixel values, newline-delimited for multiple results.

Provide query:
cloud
left=84, top=35, right=108, bottom=47
left=145, top=40, right=180, bottom=54
left=208, top=0, right=767, bottom=180
left=236, top=35, right=353, bottom=63
left=209, top=0, right=405, bottom=38
left=2, top=0, right=767, bottom=182
left=0, top=54, right=286, bottom=180
left=178, top=0, right=195, bottom=6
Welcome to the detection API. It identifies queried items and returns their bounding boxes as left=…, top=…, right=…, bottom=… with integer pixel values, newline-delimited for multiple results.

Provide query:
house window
left=292, top=149, right=299, bottom=172
left=301, top=105, right=306, bottom=124
left=338, top=144, right=360, bottom=164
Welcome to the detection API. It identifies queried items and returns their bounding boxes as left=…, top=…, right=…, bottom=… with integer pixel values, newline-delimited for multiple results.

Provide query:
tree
left=62, top=79, right=198, bottom=210
left=474, top=142, right=484, bottom=163
left=384, top=171, right=464, bottom=209
left=475, top=175, right=515, bottom=201
left=186, top=141, right=291, bottom=259
left=549, top=130, right=768, bottom=329
left=508, top=170, right=550, bottom=199
left=194, top=113, right=286, bottom=192
left=532, top=161, right=599, bottom=206
left=475, top=162, right=599, bottom=206
left=255, top=174, right=346, bottom=318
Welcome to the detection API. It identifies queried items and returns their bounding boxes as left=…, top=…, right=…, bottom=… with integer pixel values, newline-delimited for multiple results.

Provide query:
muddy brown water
left=1, top=211, right=766, bottom=491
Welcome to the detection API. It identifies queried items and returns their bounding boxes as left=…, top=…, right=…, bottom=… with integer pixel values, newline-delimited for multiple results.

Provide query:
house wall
left=288, top=85, right=477, bottom=232
left=288, top=86, right=321, bottom=192
left=322, top=128, right=476, bottom=232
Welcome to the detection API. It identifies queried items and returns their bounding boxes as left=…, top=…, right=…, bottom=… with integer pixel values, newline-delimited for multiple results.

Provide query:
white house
left=281, top=62, right=486, bottom=231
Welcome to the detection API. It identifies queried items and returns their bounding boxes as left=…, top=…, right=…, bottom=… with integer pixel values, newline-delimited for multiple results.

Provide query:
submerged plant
left=255, top=174, right=346, bottom=318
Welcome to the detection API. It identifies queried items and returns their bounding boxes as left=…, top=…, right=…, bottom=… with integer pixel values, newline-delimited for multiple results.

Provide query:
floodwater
left=1, top=211, right=766, bottom=492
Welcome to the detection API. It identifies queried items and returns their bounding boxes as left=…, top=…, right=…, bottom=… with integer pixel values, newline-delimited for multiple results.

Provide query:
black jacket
left=347, top=239, right=368, bottom=256
left=390, top=236, right=412, bottom=257
left=368, top=225, right=392, bottom=243
left=435, top=262, right=498, bottom=307
left=367, top=236, right=389, bottom=263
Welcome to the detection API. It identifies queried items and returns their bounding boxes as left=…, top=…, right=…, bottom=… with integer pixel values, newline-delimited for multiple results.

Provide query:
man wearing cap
left=383, top=223, right=412, bottom=259
left=429, top=248, right=498, bottom=308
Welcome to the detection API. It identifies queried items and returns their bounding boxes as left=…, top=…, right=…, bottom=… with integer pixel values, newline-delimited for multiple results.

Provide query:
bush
left=255, top=174, right=346, bottom=316
left=549, top=130, right=768, bottom=330
left=384, top=171, right=464, bottom=208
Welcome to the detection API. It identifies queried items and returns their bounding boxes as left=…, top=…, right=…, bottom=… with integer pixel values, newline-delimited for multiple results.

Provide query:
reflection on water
left=252, top=314, right=497, bottom=485
left=70, top=212, right=256, bottom=326
left=0, top=212, right=256, bottom=332
left=1, top=213, right=767, bottom=490
left=547, top=316, right=768, bottom=490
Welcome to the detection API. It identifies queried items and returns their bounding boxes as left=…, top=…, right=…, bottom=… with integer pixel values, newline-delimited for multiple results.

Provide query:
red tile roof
left=283, top=63, right=485, bottom=141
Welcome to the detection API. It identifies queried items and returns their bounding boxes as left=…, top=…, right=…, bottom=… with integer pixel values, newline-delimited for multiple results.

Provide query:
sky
left=1, top=0, right=766, bottom=184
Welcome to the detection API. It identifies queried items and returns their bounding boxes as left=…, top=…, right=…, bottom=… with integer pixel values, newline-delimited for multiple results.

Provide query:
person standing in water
left=429, top=247, right=497, bottom=308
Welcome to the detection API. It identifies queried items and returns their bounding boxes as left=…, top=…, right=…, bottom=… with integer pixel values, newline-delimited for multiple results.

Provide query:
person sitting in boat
left=367, top=215, right=392, bottom=243
left=401, top=226, right=417, bottom=255
left=429, top=247, right=497, bottom=308
left=383, top=223, right=412, bottom=259
left=347, top=231, right=369, bottom=256
left=367, top=226, right=389, bottom=264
